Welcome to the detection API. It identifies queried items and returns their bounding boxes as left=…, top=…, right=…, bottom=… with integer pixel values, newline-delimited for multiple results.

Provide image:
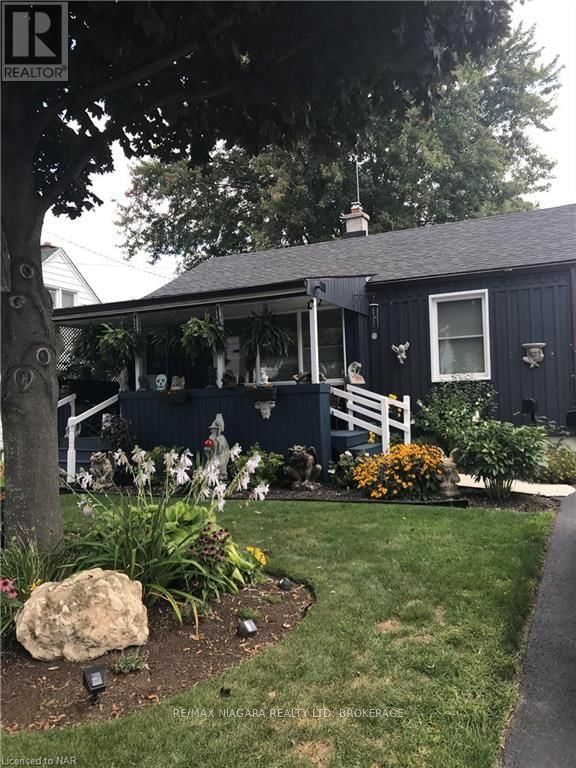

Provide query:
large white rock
left=15, top=568, right=148, bottom=662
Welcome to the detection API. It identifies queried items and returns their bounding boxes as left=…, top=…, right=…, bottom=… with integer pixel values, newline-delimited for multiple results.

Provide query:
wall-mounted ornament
left=254, top=400, right=276, bottom=420
left=391, top=341, right=410, bottom=365
left=346, top=361, right=365, bottom=385
left=522, top=342, right=546, bottom=368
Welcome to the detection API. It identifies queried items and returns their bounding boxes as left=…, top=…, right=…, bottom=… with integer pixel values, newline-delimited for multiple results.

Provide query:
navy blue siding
left=119, top=384, right=332, bottom=478
left=361, top=268, right=573, bottom=425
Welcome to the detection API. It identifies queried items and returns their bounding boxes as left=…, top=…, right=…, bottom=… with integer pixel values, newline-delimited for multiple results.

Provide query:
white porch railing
left=65, top=394, right=118, bottom=480
left=57, top=392, right=77, bottom=419
left=330, top=383, right=411, bottom=451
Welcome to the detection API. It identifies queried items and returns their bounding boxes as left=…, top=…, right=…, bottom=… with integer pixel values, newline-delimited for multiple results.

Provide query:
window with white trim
left=429, top=289, right=491, bottom=381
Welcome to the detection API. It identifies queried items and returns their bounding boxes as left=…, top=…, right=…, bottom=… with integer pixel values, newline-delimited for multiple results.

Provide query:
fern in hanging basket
left=180, top=314, right=227, bottom=362
left=98, top=324, right=139, bottom=375
left=242, top=305, right=292, bottom=358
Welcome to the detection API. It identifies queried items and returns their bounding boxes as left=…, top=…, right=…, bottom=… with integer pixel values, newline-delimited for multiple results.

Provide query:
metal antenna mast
left=355, top=155, right=361, bottom=204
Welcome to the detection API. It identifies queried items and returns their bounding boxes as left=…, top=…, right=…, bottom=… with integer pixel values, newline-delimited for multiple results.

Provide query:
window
left=61, top=290, right=76, bottom=308
left=429, top=290, right=490, bottom=381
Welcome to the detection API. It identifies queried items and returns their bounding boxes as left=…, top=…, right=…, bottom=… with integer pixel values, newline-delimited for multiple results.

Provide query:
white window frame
left=429, top=289, right=491, bottom=382
left=46, top=286, right=77, bottom=309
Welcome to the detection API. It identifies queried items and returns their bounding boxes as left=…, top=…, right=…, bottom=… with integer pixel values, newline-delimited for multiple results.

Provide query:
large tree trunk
left=1, top=160, right=63, bottom=547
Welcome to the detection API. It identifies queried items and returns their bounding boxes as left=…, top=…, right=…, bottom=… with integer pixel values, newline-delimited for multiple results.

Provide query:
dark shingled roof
left=147, top=204, right=576, bottom=299
left=41, top=245, right=59, bottom=262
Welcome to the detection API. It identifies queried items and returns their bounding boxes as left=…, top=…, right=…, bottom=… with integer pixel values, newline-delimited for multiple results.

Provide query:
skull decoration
left=155, top=373, right=168, bottom=391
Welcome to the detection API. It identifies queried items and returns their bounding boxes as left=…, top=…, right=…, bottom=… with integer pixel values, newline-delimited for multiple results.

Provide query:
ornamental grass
left=353, top=443, right=444, bottom=500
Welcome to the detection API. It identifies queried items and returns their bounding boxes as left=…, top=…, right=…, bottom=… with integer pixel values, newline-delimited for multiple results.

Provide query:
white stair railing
left=65, top=394, right=118, bottom=480
left=330, top=384, right=411, bottom=450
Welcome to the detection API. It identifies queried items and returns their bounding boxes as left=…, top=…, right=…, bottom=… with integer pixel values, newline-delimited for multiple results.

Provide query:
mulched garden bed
left=0, top=576, right=313, bottom=732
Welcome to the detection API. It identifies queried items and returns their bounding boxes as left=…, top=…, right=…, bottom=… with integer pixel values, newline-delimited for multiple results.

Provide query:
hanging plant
left=180, top=314, right=227, bottom=362
left=241, top=305, right=292, bottom=359
left=151, top=323, right=181, bottom=372
left=98, top=323, right=138, bottom=375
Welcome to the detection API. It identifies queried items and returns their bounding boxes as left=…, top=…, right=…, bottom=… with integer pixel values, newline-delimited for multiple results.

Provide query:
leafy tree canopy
left=118, top=25, right=557, bottom=270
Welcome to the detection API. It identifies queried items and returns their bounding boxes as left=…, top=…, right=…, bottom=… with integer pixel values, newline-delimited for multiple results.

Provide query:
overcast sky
left=42, top=0, right=576, bottom=303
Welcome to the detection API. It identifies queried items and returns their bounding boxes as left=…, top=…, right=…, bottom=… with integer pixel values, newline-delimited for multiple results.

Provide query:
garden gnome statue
left=436, top=449, right=460, bottom=499
left=204, top=413, right=230, bottom=481
left=391, top=342, right=410, bottom=365
left=346, top=361, right=365, bottom=385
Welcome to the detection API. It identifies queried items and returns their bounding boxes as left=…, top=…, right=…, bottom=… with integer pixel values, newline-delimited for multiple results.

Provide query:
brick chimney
left=342, top=202, right=370, bottom=237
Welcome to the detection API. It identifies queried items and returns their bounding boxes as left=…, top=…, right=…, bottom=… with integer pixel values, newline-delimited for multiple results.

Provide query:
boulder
left=15, top=568, right=148, bottom=662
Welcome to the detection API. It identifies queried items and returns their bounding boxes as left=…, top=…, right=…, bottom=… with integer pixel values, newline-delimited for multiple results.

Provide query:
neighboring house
left=42, top=244, right=100, bottom=308
left=53, top=204, right=576, bottom=475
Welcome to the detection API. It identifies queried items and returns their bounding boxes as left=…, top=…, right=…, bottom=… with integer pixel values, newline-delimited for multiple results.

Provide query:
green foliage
left=331, top=451, right=364, bottom=489
left=180, top=314, right=226, bottom=363
left=241, top=306, right=292, bottom=359
left=98, top=324, right=138, bottom=375
left=237, top=606, right=260, bottom=621
left=455, top=421, right=547, bottom=501
left=416, top=380, right=498, bottom=451
left=538, top=442, right=576, bottom=484
left=0, top=533, right=68, bottom=637
left=101, top=415, right=136, bottom=455
left=263, top=594, right=282, bottom=605
left=231, top=444, right=284, bottom=488
left=118, top=26, right=556, bottom=270
left=112, top=650, right=148, bottom=675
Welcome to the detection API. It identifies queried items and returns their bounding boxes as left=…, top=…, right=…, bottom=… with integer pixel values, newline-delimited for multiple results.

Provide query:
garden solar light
left=278, top=577, right=294, bottom=591
left=82, top=665, right=107, bottom=703
left=237, top=619, right=257, bottom=638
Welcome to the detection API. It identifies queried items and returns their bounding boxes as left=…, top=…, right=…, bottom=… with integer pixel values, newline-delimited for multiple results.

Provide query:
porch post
left=133, top=313, right=144, bottom=384
left=309, top=297, right=320, bottom=384
left=216, top=304, right=225, bottom=388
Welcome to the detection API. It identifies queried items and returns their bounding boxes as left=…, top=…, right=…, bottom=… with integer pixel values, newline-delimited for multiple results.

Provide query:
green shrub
left=231, top=443, right=284, bottom=488
left=455, top=421, right=546, bottom=501
left=237, top=607, right=260, bottom=621
left=539, top=442, right=576, bottom=484
left=112, top=650, right=148, bottom=674
left=416, top=381, right=497, bottom=451
left=0, top=532, right=68, bottom=637
left=331, top=451, right=363, bottom=488
left=101, top=414, right=135, bottom=455
left=68, top=446, right=268, bottom=624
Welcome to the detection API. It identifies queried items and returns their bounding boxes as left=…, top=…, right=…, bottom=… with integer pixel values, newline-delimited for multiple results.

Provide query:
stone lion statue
left=89, top=451, right=115, bottom=491
left=284, top=445, right=322, bottom=491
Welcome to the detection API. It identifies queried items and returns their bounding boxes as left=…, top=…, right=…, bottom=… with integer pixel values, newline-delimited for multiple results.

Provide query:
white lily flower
left=230, top=443, right=242, bottom=460
left=250, top=482, right=269, bottom=501
left=246, top=454, right=262, bottom=474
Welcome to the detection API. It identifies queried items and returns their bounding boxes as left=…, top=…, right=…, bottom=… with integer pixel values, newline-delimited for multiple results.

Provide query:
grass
left=4, top=497, right=552, bottom=768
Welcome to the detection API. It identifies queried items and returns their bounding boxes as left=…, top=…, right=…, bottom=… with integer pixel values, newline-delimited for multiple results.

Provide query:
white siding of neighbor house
left=43, top=249, right=100, bottom=307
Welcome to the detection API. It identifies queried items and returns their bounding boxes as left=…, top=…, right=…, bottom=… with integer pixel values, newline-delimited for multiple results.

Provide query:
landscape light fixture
left=82, top=665, right=107, bottom=704
left=278, top=577, right=294, bottom=591
left=237, top=619, right=258, bottom=638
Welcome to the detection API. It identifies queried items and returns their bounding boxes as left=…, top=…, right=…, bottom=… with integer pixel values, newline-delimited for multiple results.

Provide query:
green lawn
left=5, top=498, right=552, bottom=768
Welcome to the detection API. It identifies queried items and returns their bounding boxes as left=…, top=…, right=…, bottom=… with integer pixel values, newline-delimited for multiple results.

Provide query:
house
left=53, top=203, right=576, bottom=476
left=42, top=244, right=100, bottom=308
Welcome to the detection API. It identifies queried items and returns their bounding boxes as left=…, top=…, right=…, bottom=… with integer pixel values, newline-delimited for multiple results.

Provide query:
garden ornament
left=222, top=369, right=237, bottom=388
left=346, top=361, right=365, bottom=385
left=155, top=373, right=168, bottom=391
left=391, top=342, right=410, bottom=365
left=436, top=449, right=460, bottom=499
left=118, top=366, right=130, bottom=392
left=260, top=369, right=270, bottom=385
left=204, top=413, right=230, bottom=481
left=254, top=400, right=276, bottom=419
left=284, top=445, right=322, bottom=491
left=293, top=371, right=327, bottom=384
left=522, top=343, right=546, bottom=368
left=137, top=375, right=150, bottom=391
left=171, top=375, right=185, bottom=390
left=89, top=451, right=115, bottom=491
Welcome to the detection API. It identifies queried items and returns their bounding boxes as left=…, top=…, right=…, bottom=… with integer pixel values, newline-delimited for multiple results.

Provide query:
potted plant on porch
left=180, top=313, right=227, bottom=395
left=98, top=323, right=140, bottom=390
left=241, top=305, right=292, bottom=398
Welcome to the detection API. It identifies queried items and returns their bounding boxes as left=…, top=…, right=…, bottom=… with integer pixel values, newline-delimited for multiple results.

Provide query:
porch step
left=58, top=438, right=111, bottom=473
left=349, top=442, right=382, bottom=457
left=331, top=429, right=371, bottom=454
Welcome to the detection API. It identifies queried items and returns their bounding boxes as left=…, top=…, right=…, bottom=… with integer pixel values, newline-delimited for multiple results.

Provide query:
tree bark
left=1, top=158, right=63, bottom=547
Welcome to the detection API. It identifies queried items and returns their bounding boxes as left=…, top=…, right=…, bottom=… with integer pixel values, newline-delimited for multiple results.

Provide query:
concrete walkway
left=502, top=492, right=576, bottom=768
left=458, top=474, right=575, bottom=497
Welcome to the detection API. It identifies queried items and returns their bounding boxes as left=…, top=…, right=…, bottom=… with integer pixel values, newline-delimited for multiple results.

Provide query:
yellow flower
left=29, top=580, right=43, bottom=592
left=246, top=546, right=267, bottom=566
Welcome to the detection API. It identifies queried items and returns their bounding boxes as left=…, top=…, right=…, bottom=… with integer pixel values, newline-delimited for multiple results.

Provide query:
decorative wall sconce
left=522, top=342, right=546, bottom=368
left=369, top=303, right=380, bottom=340
left=391, top=341, right=410, bottom=364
